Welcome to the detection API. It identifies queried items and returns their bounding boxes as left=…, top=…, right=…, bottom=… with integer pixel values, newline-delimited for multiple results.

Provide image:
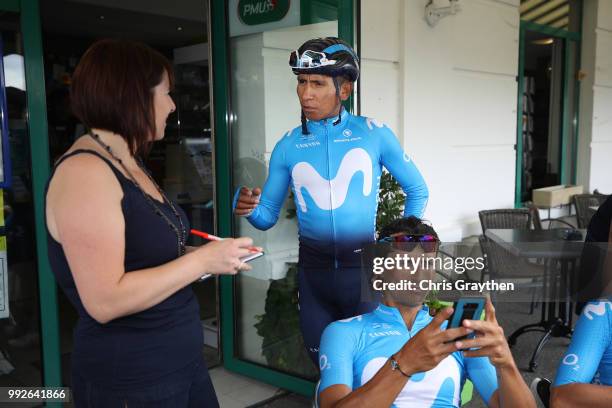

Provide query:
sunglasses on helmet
left=289, top=49, right=337, bottom=69
left=378, top=234, right=439, bottom=253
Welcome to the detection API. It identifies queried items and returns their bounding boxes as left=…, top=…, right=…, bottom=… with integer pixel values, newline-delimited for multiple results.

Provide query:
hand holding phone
left=394, top=307, right=473, bottom=376
left=454, top=298, right=517, bottom=369
left=239, top=250, right=265, bottom=263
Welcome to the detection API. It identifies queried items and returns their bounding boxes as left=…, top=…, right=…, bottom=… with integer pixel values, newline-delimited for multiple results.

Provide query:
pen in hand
left=190, top=229, right=262, bottom=253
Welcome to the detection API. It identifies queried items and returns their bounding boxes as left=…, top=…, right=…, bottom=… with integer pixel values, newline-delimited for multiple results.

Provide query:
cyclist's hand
left=395, top=307, right=472, bottom=375
left=234, top=187, right=261, bottom=216
left=455, top=298, right=514, bottom=369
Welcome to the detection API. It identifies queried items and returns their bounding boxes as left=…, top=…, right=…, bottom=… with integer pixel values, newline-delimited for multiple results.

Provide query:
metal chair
left=478, top=208, right=532, bottom=284
left=478, top=236, right=545, bottom=293
left=479, top=209, right=531, bottom=231
left=573, top=193, right=609, bottom=228
left=528, top=205, right=544, bottom=230
left=478, top=209, right=544, bottom=314
left=528, top=203, right=576, bottom=230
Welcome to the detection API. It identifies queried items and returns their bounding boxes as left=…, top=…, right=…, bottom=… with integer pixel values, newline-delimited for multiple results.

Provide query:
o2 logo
left=562, top=354, right=580, bottom=371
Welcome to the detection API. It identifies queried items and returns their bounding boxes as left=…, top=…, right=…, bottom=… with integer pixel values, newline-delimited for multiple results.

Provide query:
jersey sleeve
left=234, top=137, right=291, bottom=230
left=464, top=355, right=498, bottom=405
left=377, top=124, right=429, bottom=218
left=319, top=320, right=359, bottom=393
left=554, top=300, right=612, bottom=386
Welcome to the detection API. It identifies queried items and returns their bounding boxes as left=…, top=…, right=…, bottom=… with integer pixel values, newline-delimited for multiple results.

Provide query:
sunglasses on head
left=378, top=234, right=439, bottom=253
left=289, top=49, right=337, bottom=69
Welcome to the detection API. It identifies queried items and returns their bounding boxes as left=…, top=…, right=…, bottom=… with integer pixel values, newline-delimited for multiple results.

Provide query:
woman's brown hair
left=70, top=39, right=174, bottom=155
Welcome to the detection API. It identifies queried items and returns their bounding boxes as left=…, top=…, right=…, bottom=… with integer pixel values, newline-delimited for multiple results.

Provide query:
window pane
left=229, top=8, right=339, bottom=379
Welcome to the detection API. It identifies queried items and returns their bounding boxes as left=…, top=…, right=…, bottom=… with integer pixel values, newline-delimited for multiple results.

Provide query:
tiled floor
left=210, top=366, right=289, bottom=408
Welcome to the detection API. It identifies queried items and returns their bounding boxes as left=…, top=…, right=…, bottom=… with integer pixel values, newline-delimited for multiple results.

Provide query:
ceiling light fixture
left=532, top=38, right=554, bottom=45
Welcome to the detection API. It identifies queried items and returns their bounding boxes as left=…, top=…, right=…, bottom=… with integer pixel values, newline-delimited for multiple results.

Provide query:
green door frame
left=1, top=0, right=62, bottom=403
left=210, top=0, right=355, bottom=397
left=514, top=20, right=582, bottom=207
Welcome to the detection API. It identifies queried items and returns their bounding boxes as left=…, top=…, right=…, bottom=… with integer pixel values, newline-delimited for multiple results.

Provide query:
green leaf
left=376, top=171, right=405, bottom=235
left=254, top=263, right=318, bottom=378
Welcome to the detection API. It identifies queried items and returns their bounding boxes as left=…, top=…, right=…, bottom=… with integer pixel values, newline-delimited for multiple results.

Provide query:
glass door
left=0, top=12, right=45, bottom=396
left=38, top=0, right=221, bottom=384
left=211, top=0, right=356, bottom=396
left=0, top=1, right=62, bottom=404
left=516, top=0, right=582, bottom=206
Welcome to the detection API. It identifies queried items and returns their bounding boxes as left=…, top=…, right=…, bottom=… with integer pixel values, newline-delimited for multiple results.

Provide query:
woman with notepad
left=44, top=39, right=258, bottom=407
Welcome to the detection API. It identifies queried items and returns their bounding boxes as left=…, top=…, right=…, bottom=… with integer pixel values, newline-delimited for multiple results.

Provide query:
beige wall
left=361, top=0, right=521, bottom=240
left=578, top=0, right=612, bottom=193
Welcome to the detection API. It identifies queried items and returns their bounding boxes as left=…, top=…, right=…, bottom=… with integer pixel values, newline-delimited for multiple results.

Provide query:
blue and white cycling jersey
left=554, top=299, right=612, bottom=387
left=235, top=110, right=428, bottom=267
left=319, top=303, right=498, bottom=408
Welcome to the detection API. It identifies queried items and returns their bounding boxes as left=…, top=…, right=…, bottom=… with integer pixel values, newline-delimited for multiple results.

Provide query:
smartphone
left=446, top=297, right=486, bottom=342
left=197, top=251, right=265, bottom=282
left=240, top=251, right=265, bottom=263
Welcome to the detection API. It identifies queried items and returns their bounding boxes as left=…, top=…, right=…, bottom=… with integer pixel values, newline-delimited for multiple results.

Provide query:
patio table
left=484, top=228, right=585, bottom=371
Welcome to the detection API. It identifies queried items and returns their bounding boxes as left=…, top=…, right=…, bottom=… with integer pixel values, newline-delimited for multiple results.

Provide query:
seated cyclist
left=318, top=216, right=535, bottom=408
left=551, top=196, right=612, bottom=408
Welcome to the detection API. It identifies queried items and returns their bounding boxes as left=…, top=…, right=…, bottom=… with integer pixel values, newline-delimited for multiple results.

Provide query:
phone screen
left=446, top=297, right=485, bottom=343
left=461, top=303, right=478, bottom=320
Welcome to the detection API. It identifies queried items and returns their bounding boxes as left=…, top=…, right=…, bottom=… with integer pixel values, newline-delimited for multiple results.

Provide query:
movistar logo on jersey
left=583, top=301, right=612, bottom=320
left=366, top=117, right=385, bottom=130
left=361, top=356, right=460, bottom=406
left=292, top=148, right=373, bottom=212
left=335, top=128, right=362, bottom=143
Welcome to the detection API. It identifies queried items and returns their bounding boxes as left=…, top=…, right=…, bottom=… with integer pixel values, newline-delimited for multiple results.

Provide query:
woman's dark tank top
left=46, top=149, right=202, bottom=390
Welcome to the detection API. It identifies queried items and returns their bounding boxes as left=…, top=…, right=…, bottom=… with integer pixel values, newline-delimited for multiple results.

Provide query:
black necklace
left=89, top=132, right=186, bottom=257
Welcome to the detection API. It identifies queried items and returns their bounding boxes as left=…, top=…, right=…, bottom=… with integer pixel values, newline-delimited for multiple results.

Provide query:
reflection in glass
left=0, top=13, right=43, bottom=394
left=230, top=15, right=339, bottom=378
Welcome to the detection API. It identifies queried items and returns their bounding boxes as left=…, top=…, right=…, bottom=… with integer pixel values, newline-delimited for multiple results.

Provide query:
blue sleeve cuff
left=232, top=186, right=243, bottom=213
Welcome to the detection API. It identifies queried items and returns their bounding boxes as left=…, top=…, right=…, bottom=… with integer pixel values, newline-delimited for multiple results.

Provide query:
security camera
left=425, top=0, right=461, bottom=27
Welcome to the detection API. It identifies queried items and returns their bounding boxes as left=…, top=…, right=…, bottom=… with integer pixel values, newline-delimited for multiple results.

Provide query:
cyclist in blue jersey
left=551, top=203, right=612, bottom=408
left=318, top=217, right=535, bottom=408
left=551, top=298, right=612, bottom=407
left=233, top=37, right=429, bottom=364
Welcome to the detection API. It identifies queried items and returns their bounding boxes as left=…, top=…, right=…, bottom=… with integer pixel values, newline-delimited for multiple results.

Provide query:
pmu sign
left=238, top=0, right=290, bottom=25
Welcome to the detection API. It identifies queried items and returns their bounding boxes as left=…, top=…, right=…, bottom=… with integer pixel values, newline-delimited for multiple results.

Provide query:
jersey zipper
left=324, top=121, right=338, bottom=268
